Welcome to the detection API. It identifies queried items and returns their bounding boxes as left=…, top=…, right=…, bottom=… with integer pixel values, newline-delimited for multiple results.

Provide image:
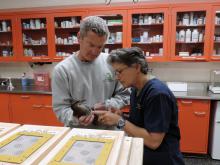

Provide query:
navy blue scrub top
left=129, top=78, right=185, bottom=165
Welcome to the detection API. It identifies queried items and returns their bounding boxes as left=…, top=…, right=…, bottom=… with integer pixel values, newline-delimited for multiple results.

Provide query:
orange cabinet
left=16, top=14, right=53, bottom=62
left=170, top=5, right=212, bottom=61
left=10, top=94, right=63, bottom=126
left=0, top=93, right=10, bottom=122
left=178, top=99, right=210, bottom=153
left=0, top=2, right=220, bottom=62
left=210, top=5, right=220, bottom=61
left=49, top=11, right=87, bottom=62
left=128, top=7, right=169, bottom=62
left=0, top=16, right=18, bottom=62
left=88, top=8, right=128, bottom=53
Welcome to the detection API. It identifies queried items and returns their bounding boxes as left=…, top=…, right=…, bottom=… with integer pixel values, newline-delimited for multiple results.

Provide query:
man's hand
left=78, top=114, right=94, bottom=126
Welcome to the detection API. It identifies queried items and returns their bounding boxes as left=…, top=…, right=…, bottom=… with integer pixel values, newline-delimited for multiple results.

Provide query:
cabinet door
left=128, top=7, right=169, bottom=62
left=40, top=95, right=63, bottom=126
left=11, top=94, right=42, bottom=124
left=10, top=94, right=63, bottom=126
left=178, top=99, right=210, bottom=153
left=88, top=9, right=127, bottom=53
left=171, top=6, right=212, bottom=61
left=16, top=14, right=52, bottom=62
left=0, top=16, right=17, bottom=62
left=0, top=93, right=10, bottom=122
left=49, top=11, right=86, bottom=62
left=209, top=6, right=220, bottom=61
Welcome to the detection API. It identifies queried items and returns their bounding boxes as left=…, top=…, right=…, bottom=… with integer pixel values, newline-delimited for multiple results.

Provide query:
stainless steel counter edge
left=174, top=92, right=220, bottom=100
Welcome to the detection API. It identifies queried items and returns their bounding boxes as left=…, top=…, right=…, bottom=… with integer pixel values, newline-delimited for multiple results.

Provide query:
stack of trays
left=0, top=124, right=144, bottom=165
left=0, top=124, right=69, bottom=165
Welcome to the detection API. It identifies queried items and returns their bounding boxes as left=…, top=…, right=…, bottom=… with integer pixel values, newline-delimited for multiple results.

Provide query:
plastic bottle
left=139, top=15, right=144, bottom=25
left=185, top=29, right=192, bottom=42
left=182, top=13, right=190, bottom=25
left=192, top=29, right=199, bottom=42
left=190, top=12, right=194, bottom=25
left=21, top=72, right=28, bottom=87
left=199, top=32, right=203, bottom=42
left=179, top=30, right=185, bottom=42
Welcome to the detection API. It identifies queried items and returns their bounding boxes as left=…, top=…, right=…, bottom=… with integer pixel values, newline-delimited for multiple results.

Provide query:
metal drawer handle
left=196, top=58, right=205, bottom=60
left=182, top=56, right=196, bottom=59
left=20, top=95, right=30, bottom=99
left=32, top=104, right=42, bottom=108
left=181, top=100, right=192, bottom=104
left=44, top=105, right=52, bottom=108
left=211, top=57, right=220, bottom=60
left=32, top=57, right=41, bottom=60
left=194, top=112, right=206, bottom=116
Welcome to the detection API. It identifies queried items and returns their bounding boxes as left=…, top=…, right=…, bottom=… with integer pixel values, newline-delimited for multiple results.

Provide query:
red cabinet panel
left=0, top=93, right=10, bottom=122
left=178, top=99, right=210, bottom=153
left=10, top=94, right=63, bottom=126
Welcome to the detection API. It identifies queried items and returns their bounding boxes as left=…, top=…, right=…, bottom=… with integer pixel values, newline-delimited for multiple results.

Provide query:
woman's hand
left=78, top=114, right=94, bottom=126
left=93, top=110, right=120, bottom=126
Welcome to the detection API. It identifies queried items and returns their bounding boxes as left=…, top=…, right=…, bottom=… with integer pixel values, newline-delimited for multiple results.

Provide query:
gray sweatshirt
left=52, top=52, right=130, bottom=127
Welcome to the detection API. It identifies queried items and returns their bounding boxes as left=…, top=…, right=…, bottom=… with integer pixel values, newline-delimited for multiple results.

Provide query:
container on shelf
left=34, top=72, right=50, bottom=87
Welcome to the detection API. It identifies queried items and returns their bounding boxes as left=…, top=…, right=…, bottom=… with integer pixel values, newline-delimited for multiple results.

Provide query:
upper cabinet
left=0, top=2, right=219, bottom=62
left=170, top=6, right=212, bottom=61
left=50, top=11, right=86, bottom=62
left=210, top=6, right=220, bottom=61
left=0, top=16, right=17, bottom=62
left=16, top=14, right=52, bottom=62
left=128, top=7, right=169, bottom=62
left=88, top=9, right=127, bottom=53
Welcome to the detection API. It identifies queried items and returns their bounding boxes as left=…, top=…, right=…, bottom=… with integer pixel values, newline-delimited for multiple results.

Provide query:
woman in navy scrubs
left=94, top=47, right=185, bottom=165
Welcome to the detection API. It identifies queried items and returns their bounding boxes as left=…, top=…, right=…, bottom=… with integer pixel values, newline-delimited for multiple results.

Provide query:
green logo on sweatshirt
left=104, top=73, right=114, bottom=82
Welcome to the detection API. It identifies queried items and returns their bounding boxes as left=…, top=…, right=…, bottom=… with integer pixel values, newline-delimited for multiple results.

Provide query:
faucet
left=7, top=77, right=14, bottom=91
left=0, top=78, right=15, bottom=90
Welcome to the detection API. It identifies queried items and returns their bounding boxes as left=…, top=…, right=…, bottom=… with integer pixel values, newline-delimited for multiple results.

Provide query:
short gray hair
left=80, top=16, right=109, bottom=38
left=107, top=47, right=149, bottom=74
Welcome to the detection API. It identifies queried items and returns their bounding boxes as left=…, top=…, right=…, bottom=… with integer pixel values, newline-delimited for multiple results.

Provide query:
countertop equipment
left=209, top=70, right=220, bottom=94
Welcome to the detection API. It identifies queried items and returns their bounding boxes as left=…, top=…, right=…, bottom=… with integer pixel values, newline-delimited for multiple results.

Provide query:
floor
left=183, top=154, right=220, bottom=165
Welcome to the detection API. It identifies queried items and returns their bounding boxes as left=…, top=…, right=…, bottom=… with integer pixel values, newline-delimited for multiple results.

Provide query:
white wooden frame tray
left=0, top=122, right=20, bottom=138
left=0, top=124, right=70, bottom=165
left=39, top=128, right=125, bottom=165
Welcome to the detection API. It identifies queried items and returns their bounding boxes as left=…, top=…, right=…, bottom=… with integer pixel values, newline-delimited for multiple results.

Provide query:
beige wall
left=0, top=62, right=218, bottom=82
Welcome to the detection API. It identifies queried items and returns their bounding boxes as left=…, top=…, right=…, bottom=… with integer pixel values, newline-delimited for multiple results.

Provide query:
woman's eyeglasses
left=115, top=66, right=130, bottom=76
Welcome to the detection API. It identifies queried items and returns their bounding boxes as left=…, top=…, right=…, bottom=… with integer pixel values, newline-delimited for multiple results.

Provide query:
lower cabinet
left=178, top=99, right=210, bottom=154
left=0, top=93, right=212, bottom=154
left=10, top=94, right=63, bottom=126
left=0, top=93, right=10, bottom=122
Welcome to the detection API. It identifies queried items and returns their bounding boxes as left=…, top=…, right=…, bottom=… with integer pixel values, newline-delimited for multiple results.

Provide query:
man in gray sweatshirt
left=52, top=16, right=130, bottom=128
